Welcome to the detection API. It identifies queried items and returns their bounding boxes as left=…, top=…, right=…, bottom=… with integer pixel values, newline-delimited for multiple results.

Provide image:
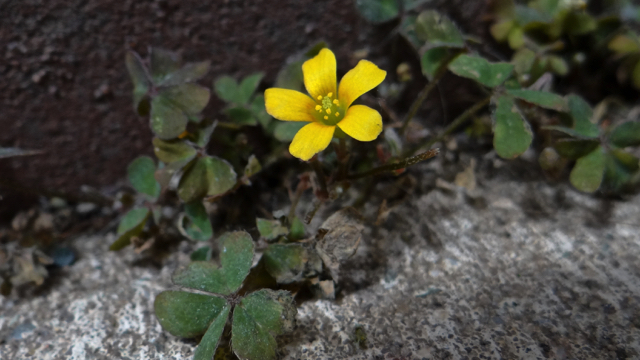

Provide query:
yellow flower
left=265, top=48, right=387, bottom=161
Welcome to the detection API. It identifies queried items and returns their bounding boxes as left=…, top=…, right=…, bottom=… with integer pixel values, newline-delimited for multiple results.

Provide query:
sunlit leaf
left=492, top=95, right=533, bottom=159
left=231, top=289, right=297, bottom=360
left=154, top=291, right=226, bottom=338
left=506, top=89, right=568, bottom=111
left=414, top=10, right=465, bottom=49
left=507, top=27, right=525, bottom=49
left=448, top=54, right=514, bottom=88
left=570, top=146, right=605, bottom=193
left=608, top=33, right=640, bottom=55
left=128, top=156, right=161, bottom=199
left=548, top=55, right=569, bottom=76
left=610, top=121, right=640, bottom=148
left=158, top=61, right=211, bottom=87
left=491, top=20, right=515, bottom=42
left=110, top=207, right=150, bottom=251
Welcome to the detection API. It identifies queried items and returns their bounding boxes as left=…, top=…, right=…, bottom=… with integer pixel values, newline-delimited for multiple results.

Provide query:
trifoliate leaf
left=554, top=138, right=600, bottom=160
left=566, top=94, right=599, bottom=138
left=570, top=146, right=605, bottom=193
left=226, top=106, right=258, bottom=126
left=110, top=207, right=150, bottom=251
left=150, top=48, right=181, bottom=84
left=154, top=291, right=226, bottom=338
left=177, top=156, right=237, bottom=202
left=158, top=61, right=211, bottom=87
left=150, top=95, right=189, bottom=140
left=127, top=156, right=161, bottom=199
left=355, top=0, right=400, bottom=24
left=492, top=95, right=533, bottom=159
left=173, top=231, right=254, bottom=295
left=214, top=76, right=239, bottom=104
left=231, top=289, right=297, bottom=360
left=414, top=10, right=465, bottom=49
left=448, top=54, right=514, bottom=88
left=159, top=83, right=210, bottom=117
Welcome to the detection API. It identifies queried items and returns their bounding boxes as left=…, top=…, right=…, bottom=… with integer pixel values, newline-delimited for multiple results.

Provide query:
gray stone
left=2, top=177, right=640, bottom=359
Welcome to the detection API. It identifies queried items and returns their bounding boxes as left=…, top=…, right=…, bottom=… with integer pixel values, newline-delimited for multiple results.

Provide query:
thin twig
left=405, top=95, right=492, bottom=157
left=346, top=148, right=440, bottom=180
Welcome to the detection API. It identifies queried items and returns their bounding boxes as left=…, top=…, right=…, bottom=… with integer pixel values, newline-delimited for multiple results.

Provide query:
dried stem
left=346, top=148, right=440, bottom=180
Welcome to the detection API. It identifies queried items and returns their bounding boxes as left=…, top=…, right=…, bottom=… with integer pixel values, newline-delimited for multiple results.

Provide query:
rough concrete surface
left=2, top=174, right=640, bottom=359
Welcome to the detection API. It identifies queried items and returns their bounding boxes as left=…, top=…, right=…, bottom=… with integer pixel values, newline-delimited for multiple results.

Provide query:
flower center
left=314, top=92, right=344, bottom=126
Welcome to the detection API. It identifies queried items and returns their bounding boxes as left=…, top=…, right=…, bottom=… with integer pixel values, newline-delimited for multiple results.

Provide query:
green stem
left=310, top=156, right=329, bottom=200
left=346, top=148, right=440, bottom=180
left=405, top=95, right=492, bottom=157
left=399, top=52, right=460, bottom=136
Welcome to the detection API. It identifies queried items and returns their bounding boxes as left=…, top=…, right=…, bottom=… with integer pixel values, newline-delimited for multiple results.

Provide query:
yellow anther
left=317, top=95, right=323, bottom=100
left=315, top=105, right=321, bottom=111
left=327, top=92, right=333, bottom=97
left=324, top=115, right=328, bottom=120
left=326, top=109, right=331, bottom=114
left=335, top=112, right=340, bottom=116
left=333, top=99, right=340, bottom=105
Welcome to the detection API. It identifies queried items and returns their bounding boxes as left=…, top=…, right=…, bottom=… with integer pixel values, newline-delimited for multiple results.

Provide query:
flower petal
left=289, top=122, right=335, bottom=161
left=338, top=60, right=386, bottom=108
left=337, top=105, right=383, bottom=142
left=264, top=88, right=316, bottom=122
left=302, top=48, right=337, bottom=101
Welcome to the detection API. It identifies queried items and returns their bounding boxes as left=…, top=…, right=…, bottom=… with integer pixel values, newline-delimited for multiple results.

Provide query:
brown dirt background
left=0, top=0, right=488, bottom=219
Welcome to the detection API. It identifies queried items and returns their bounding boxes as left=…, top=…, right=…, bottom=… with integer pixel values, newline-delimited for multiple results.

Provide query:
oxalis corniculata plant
left=119, top=42, right=438, bottom=358
left=116, top=1, right=640, bottom=358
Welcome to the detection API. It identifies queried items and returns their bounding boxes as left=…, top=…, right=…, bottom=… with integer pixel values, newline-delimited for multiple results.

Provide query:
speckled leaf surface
left=154, top=291, right=226, bottom=339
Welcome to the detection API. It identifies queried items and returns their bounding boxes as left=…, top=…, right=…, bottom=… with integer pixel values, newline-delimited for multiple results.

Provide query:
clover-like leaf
left=289, top=216, right=306, bottom=241
left=609, top=33, right=640, bottom=55
left=128, top=156, right=161, bottom=199
left=602, top=149, right=640, bottom=193
left=420, top=47, right=451, bottom=80
left=178, top=201, right=213, bottom=242
left=570, top=146, right=605, bottom=193
left=154, top=291, right=227, bottom=338
left=257, top=218, right=289, bottom=241
left=109, top=207, right=150, bottom=251
left=226, top=107, right=258, bottom=126
left=150, top=95, right=189, bottom=140
left=231, top=289, right=297, bottom=360
left=191, top=246, right=212, bottom=262
left=177, top=156, right=237, bottom=202
left=263, top=243, right=323, bottom=284
left=214, top=76, right=240, bottom=104
left=564, top=11, right=597, bottom=36
left=237, top=73, right=264, bottom=105
left=150, top=48, right=181, bottom=84
left=414, top=10, right=465, bottom=49
left=158, top=60, right=211, bottom=87
left=492, top=95, right=533, bottom=159
left=566, top=94, right=599, bottom=138
left=125, top=51, right=150, bottom=110
left=448, top=54, right=514, bottom=88
left=159, top=83, right=211, bottom=117
left=554, top=138, right=600, bottom=160
left=152, top=138, right=197, bottom=164
left=610, top=121, right=640, bottom=148
left=250, top=95, right=272, bottom=128
left=506, top=89, right=568, bottom=111
left=355, top=0, right=400, bottom=24
left=173, top=231, right=254, bottom=295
